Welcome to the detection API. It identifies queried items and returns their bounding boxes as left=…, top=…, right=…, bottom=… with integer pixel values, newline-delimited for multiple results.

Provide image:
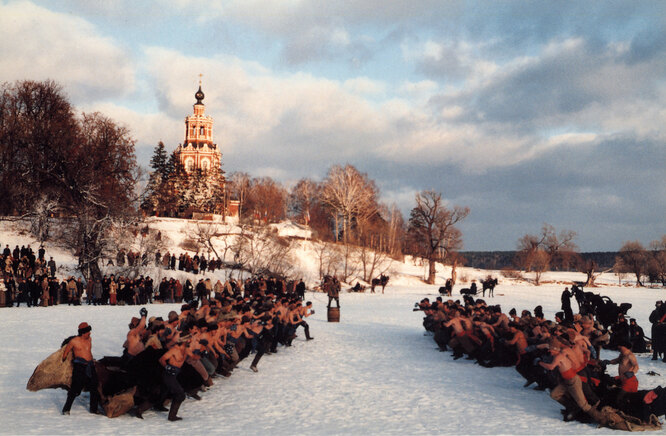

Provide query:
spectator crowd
left=0, top=245, right=307, bottom=309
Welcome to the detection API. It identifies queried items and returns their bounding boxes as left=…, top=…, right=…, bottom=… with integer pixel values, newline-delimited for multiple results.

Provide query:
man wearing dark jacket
left=649, top=301, right=666, bottom=361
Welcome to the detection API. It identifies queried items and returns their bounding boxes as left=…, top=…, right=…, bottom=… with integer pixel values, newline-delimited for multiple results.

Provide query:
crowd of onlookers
left=115, top=249, right=225, bottom=275
left=0, top=241, right=309, bottom=308
left=0, top=243, right=59, bottom=307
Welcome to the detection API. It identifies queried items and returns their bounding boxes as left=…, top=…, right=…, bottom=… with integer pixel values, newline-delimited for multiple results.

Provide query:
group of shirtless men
left=61, top=292, right=315, bottom=421
left=417, top=293, right=644, bottom=425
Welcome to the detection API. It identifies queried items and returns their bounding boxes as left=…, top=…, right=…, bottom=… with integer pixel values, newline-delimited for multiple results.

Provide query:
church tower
left=175, top=80, right=221, bottom=173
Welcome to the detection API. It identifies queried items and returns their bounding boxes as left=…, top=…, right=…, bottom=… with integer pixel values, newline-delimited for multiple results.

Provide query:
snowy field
left=3, top=283, right=666, bottom=435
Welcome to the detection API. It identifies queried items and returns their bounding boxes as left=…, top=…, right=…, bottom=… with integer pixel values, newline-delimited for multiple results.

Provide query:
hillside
left=0, top=217, right=632, bottom=290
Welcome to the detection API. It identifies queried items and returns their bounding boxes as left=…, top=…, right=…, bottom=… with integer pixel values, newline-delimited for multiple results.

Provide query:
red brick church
left=143, top=81, right=239, bottom=219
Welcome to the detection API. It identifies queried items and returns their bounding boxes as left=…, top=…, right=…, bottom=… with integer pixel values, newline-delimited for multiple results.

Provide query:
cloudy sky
left=2, top=0, right=664, bottom=251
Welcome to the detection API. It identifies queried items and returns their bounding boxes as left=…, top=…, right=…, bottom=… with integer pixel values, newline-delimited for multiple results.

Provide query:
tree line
left=513, top=224, right=666, bottom=287
left=0, top=80, right=138, bottom=279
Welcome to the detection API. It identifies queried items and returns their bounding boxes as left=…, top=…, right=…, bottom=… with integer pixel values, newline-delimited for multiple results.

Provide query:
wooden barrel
left=327, top=306, right=340, bottom=322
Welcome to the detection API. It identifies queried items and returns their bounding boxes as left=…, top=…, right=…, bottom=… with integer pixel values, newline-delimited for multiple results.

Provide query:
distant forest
left=460, top=251, right=618, bottom=272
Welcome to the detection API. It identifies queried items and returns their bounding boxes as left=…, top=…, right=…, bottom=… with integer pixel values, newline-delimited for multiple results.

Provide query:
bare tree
left=245, top=176, right=287, bottom=224
left=406, top=190, right=469, bottom=284
left=340, top=242, right=360, bottom=283
left=531, top=249, right=550, bottom=285
left=289, top=178, right=319, bottom=225
left=28, top=194, right=61, bottom=244
left=515, top=233, right=544, bottom=273
left=617, top=241, right=649, bottom=286
left=313, top=242, right=343, bottom=280
left=541, top=224, right=578, bottom=270
left=385, top=203, right=405, bottom=258
left=358, top=243, right=393, bottom=282
left=576, top=256, right=612, bottom=287
left=231, top=226, right=294, bottom=278
left=229, top=172, right=251, bottom=221
left=187, top=221, right=223, bottom=261
left=320, top=164, right=379, bottom=243
left=515, top=223, right=578, bottom=284
left=449, top=252, right=465, bottom=285
left=649, top=235, right=666, bottom=286
left=613, top=257, right=629, bottom=285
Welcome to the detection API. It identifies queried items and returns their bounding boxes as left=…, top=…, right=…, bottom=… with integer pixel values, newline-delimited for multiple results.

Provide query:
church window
left=200, top=126, right=205, bottom=135
left=185, top=158, right=194, bottom=172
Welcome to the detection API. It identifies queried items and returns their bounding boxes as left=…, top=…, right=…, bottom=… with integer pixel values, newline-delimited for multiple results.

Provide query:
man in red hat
left=61, top=322, right=100, bottom=415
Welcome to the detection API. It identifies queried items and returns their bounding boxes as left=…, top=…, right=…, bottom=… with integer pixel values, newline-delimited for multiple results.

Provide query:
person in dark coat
left=572, top=284, right=585, bottom=313
left=16, top=278, right=30, bottom=307
left=629, top=318, right=648, bottom=354
left=183, top=279, right=194, bottom=302
left=649, top=301, right=666, bottom=361
left=296, top=279, right=306, bottom=300
left=47, top=257, right=56, bottom=277
left=561, top=287, right=574, bottom=323
left=609, top=314, right=631, bottom=350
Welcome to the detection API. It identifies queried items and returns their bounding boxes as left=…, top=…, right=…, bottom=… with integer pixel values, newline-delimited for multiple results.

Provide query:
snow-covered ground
left=1, top=217, right=665, bottom=434
left=3, top=283, right=666, bottom=435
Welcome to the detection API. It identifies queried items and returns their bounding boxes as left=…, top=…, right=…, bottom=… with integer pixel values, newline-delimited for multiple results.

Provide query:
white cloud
left=140, top=48, right=391, bottom=161
left=402, top=38, right=498, bottom=84
left=343, top=77, right=386, bottom=96
left=398, top=80, right=439, bottom=102
left=77, top=101, right=182, bottom=154
left=0, top=1, right=135, bottom=102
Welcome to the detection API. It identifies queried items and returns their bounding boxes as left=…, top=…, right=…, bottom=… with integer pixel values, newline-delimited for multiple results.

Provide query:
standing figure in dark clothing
left=629, top=318, right=647, bottom=353
left=17, top=278, right=30, bottom=307
left=561, top=287, right=574, bottom=324
left=572, top=284, right=585, bottom=314
left=296, top=279, right=306, bottom=300
left=61, top=322, right=100, bottom=415
left=649, top=301, right=666, bottom=361
left=609, top=315, right=631, bottom=350
left=47, top=257, right=56, bottom=277
left=183, top=279, right=194, bottom=302
left=325, top=276, right=340, bottom=308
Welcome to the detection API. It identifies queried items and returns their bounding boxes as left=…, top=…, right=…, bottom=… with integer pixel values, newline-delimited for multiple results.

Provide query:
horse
left=371, top=274, right=389, bottom=294
left=482, top=278, right=498, bottom=298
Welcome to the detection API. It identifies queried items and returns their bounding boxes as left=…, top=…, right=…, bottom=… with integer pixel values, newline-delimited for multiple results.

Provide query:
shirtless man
left=158, top=336, right=193, bottom=421
left=124, top=308, right=148, bottom=363
left=295, top=301, right=315, bottom=341
left=539, top=340, right=595, bottom=421
left=443, top=310, right=469, bottom=359
left=505, top=323, right=528, bottom=356
left=492, top=308, right=511, bottom=333
left=608, top=342, right=639, bottom=394
left=61, top=322, right=100, bottom=415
